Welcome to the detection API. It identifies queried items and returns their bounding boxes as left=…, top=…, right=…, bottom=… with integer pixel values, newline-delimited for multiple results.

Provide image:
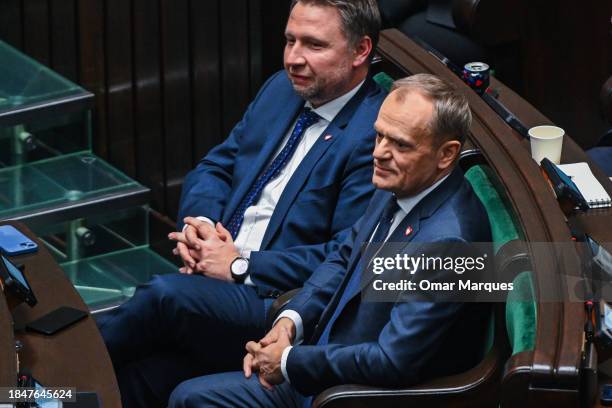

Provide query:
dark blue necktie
left=226, top=108, right=320, bottom=239
left=317, top=197, right=400, bottom=345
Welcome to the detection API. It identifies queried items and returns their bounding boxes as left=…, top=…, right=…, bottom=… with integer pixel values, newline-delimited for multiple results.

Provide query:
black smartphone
left=26, top=306, right=88, bottom=335
left=0, top=254, right=37, bottom=306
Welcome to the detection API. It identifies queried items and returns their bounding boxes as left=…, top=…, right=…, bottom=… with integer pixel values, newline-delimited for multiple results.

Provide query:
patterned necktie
left=226, top=108, right=320, bottom=239
left=317, top=197, right=400, bottom=345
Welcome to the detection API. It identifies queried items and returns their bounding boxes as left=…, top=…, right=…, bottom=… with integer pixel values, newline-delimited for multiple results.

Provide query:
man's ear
left=437, top=140, right=462, bottom=170
left=352, top=36, right=373, bottom=68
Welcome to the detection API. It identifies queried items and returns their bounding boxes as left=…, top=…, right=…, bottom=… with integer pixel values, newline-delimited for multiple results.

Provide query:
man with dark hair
left=167, top=74, right=491, bottom=407
left=98, top=1, right=384, bottom=407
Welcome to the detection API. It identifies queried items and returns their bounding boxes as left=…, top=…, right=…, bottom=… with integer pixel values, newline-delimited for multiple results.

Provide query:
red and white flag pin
left=405, top=226, right=413, bottom=236
left=324, top=134, right=333, bottom=141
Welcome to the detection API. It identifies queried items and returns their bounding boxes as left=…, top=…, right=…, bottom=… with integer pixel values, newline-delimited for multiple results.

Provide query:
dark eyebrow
left=284, top=32, right=329, bottom=46
left=302, top=35, right=328, bottom=45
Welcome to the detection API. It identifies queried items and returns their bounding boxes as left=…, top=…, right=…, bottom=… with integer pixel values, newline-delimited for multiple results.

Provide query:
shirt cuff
left=244, top=274, right=255, bottom=286
left=274, top=310, right=303, bottom=345
left=281, top=346, right=293, bottom=384
left=181, top=216, right=215, bottom=232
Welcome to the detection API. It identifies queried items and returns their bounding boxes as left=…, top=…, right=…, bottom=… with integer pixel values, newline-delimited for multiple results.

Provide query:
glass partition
left=0, top=40, right=85, bottom=114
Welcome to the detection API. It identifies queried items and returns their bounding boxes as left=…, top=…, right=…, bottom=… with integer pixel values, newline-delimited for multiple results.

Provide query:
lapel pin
left=405, top=226, right=413, bottom=236
left=324, top=134, right=333, bottom=141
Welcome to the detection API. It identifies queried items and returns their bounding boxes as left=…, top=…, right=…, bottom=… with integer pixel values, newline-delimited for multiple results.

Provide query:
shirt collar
left=304, top=79, right=366, bottom=123
left=396, top=173, right=450, bottom=216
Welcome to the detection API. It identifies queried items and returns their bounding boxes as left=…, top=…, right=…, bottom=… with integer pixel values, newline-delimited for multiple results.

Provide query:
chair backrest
left=464, top=163, right=536, bottom=354
left=505, top=270, right=536, bottom=355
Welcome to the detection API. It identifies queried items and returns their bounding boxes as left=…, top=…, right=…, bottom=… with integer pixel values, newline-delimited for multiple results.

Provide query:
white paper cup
left=528, top=125, right=564, bottom=164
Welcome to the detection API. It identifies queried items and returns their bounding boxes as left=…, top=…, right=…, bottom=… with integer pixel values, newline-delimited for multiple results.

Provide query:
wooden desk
left=0, top=221, right=120, bottom=407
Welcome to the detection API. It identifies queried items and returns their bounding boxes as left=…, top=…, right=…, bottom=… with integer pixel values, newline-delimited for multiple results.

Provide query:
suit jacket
left=284, top=167, right=492, bottom=396
left=178, top=70, right=386, bottom=297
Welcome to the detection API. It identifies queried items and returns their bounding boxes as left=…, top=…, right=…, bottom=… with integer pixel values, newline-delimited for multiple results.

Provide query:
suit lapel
left=260, top=78, right=378, bottom=249
left=357, top=211, right=422, bottom=292
left=309, top=194, right=390, bottom=342
left=222, top=97, right=303, bottom=223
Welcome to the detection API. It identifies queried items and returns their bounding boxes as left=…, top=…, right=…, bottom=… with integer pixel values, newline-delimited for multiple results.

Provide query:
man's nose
left=286, top=44, right=306, bottom=66
left=373, top=138, right=390, bottom=159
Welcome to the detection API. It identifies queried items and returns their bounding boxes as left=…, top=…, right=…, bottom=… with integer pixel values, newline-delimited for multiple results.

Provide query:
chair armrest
left=452, top=0, right=521, bottom=45
left=312, top=344, right=502, bottom=408
left=265, top=288, right=301, bottom=329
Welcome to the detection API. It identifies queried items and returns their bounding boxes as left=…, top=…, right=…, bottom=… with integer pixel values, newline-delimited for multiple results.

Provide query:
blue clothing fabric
left=169, top=372, right=304, bottom=408
left=317, top=197, right=399, bottom=346
left=168, top=167, right=492, bottom=406
left=587, top=146, right=612, bottom=176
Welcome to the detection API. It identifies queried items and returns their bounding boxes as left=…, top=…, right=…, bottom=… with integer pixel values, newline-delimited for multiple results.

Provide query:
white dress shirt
left=277, top=174, right=450, bottom=383
left=195, top=80, right=364, bottom=285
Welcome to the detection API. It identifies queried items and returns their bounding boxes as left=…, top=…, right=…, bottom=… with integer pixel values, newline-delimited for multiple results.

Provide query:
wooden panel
left=105, top=0, right=136, bottom=176
left=78, top=0, right=108, bottom=157
left=49, top=0, right=78, bottom=82
left=132, top=0, right=165, bottom=211
left=520, top=0, right=610, bottom=148
left=160, top=0, right=192, bottom=218
left=190, top=0, right=222, bottom=163
left=22, top=0, right=50, bottom=65
left=220, top=0, right=251, bottom=136
left=260, top=0, right=290, bottom=80
left=0, top=0, right=23, bottom=48
left=248, top=0, right=262, bottom=97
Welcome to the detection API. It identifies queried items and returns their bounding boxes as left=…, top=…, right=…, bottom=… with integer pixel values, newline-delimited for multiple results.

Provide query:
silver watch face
left=232, top=258, right=249, bottom=276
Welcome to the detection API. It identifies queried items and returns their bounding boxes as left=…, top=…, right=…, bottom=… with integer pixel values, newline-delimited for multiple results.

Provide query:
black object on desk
left=540, top=158, right=589, bottom=211
left=0, top=254, right=37, bottom=306
left=25, top=306, right=87, bottom=335
left=482, top=91, right=530, bottom=139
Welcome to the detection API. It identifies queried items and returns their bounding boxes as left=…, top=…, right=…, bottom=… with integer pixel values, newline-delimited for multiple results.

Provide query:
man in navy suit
left=167, top=74, right=492, bottom=407
left=98, top=1, right=384, bottom=407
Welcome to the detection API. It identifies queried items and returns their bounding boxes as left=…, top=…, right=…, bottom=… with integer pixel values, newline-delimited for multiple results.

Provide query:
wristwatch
left=230, top=257, right=250, bottom=283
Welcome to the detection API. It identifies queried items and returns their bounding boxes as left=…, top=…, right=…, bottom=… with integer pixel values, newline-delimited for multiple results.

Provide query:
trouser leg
left=168, top=371, right=304, bottom=408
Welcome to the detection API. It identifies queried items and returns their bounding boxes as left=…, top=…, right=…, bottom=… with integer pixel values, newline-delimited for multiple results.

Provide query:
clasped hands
left=168, top=217, right=240, bottom=281
left=243, top=317, right=296, bottom=389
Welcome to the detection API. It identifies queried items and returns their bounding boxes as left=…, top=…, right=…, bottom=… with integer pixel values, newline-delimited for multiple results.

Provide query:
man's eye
left=286, top=39, right=295, bottom=46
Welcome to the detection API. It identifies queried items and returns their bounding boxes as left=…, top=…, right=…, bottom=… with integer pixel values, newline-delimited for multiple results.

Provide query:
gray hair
left=290, top=0, right=381, bottom=53
left=391, top=74, right=472, bottom=145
